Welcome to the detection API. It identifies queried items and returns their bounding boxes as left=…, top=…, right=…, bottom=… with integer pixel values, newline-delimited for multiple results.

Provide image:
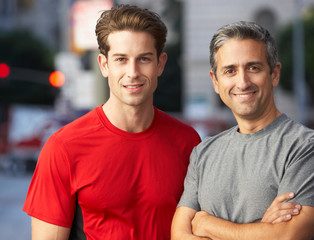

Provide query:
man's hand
left=171, top=207, right=212, bottom=240
left=191, top=211, right=212, bottom=238
left=261, top=192, right=301, bottom=224
left=191, top=192, right=302, bottom=238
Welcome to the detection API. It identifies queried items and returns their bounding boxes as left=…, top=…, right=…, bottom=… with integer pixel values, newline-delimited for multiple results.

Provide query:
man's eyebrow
left=111, top=52, right=154, bottom=57
left=221, top=64, right=236, bottom=70
left=111, top=53, right=127, bottom=57
left=221, top=62, right=264, bottom=69
left=138, top=52, right=154, bottom=57
left=245, top=61, right=264, bottom=67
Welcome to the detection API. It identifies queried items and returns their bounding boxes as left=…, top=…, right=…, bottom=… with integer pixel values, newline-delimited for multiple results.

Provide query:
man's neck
left=236, top=108, right=281, bottom=134
left=102, top=100, right=155, bottom=133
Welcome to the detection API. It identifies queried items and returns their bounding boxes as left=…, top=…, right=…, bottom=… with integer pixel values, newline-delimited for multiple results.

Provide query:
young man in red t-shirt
left=23, top=4, right=201, bottom=240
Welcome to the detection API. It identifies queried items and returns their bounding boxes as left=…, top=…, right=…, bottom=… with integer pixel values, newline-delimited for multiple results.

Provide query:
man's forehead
left=106, top=30, right=157, bottom=57
left=216, top=39, right=267, bottom=66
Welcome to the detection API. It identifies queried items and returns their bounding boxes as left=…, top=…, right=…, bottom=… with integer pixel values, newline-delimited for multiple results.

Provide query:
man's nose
left=236, top=70, right=251, bottom=90
left=127, top=61, right=139, bottom=79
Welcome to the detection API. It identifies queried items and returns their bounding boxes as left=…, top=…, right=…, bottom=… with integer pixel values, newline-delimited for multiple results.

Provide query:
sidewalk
left=0, top=173, right=32, bottom=240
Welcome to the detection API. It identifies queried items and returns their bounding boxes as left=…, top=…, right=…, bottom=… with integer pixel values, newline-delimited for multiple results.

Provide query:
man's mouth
left=237, top=92, right=255, bottom=98
left=232, top=90, right=257, bottom=101
left=124, top=84, right=143, bottom=89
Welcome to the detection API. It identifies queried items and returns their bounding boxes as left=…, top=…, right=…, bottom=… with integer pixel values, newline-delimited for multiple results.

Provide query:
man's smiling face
left=98, top=30, right=167, bottom=108
left=210, top=38, right=280, bottom=122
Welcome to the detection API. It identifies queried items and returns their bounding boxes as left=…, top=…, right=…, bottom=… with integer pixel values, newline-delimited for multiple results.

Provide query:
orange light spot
left=49, top=71, right=65, bottom=87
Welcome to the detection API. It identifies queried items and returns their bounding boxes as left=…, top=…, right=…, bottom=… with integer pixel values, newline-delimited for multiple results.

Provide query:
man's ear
left=98, top=54, right=109, bottom=78
left=157, top=52, right=167, bottom=77
left=271, top=62, right=281, bottom=88
left=210, top=70, right=219, bottom=94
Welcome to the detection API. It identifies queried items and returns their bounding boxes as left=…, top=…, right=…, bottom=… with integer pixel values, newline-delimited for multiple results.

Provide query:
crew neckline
left=233, top=114, right=287, bottom=141
left=96, top=105, right=157, bottom=139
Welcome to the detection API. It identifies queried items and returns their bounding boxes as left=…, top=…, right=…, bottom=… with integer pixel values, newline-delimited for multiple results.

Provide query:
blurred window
left=255, top=9, right=277, bottom=36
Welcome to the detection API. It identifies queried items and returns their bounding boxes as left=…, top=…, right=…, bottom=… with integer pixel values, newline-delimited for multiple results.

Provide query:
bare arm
left=32, top=217, right=71, bottom=240
left=172, top=193, right=300, bottom=240
left=192, top=206, right=314, bottom=240
left=171, top=206, right=211, bottom=240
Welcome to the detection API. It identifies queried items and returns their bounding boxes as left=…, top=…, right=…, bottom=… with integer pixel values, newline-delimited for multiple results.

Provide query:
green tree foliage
left=277, top=10, right=314, bottom=104
left=0, top=30, right=58, bottom=105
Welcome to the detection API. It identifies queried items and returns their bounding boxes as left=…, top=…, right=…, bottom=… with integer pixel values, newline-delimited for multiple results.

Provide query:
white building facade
left=182, top=0, right=314, bottom=122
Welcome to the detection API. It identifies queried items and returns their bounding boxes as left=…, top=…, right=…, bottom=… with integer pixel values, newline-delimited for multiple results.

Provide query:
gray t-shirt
left=178, top=114, right=314, bottom=223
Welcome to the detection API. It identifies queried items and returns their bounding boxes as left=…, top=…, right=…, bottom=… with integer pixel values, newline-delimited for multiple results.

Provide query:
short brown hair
left=95, top=4, right=167, bottom=58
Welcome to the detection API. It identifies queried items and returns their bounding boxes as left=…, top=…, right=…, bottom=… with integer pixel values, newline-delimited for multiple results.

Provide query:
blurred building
left=0, top=0, right=170, bottom=55
left=1, top=0, right=314, bottom=126
left=182, top=0, right=314, bottom=123
left=0, top=0, right=64, bottom=50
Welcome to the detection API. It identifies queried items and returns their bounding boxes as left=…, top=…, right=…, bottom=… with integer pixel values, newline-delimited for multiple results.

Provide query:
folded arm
left=32, top=217, right=71, bottom=240
left=171, top=207, right=211, bottom=240
left=172, top=193, right=302, bottom=240
left=192, top=206, right=314, bottom=240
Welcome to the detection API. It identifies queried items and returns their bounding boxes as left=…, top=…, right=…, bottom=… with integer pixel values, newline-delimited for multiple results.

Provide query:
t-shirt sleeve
left=23, top=135, right=76, bottom=227
left=278, top=139, right=314, bottom=207
left=177, top=147, right=201, bottom=210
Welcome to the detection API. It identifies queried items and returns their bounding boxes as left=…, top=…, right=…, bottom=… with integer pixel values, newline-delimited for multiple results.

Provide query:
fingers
left=271, top=214, right=292, bottom=224
left=271, top=192, right=294, bottom=205
left=270, top=205, right=301, bottom=224
left=261, top=192, right=302, bottom=224
left=270, top=194, right=302, bottom=214
left=276, top=201, right=301, bottom=211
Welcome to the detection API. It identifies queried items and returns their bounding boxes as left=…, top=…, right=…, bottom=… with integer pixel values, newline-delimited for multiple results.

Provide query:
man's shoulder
left=156, top=108, right=196, bottom=130
left=155, top=108, right=201, bottom=142
left=52, top=107, right=102, bottom=143
left=276, top=114, right=314, bottom=140
left=192, top=126, right=236, bottom=154
left=201, top=125, right=237, bottom=143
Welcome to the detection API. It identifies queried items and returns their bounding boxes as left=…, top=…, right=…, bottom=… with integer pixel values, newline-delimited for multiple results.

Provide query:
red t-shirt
left=23, top=106, right=201, bottom=239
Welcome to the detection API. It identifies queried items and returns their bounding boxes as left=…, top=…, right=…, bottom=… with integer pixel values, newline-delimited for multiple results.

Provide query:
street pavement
left=0, top=173, right=32, bottom=240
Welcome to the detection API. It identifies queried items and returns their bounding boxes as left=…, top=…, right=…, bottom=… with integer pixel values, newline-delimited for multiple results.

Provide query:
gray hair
left=209, top=21, right=278, bottom=76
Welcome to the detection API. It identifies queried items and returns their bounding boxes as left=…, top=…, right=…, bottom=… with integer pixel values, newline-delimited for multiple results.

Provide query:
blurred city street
left=0, top=0, right=313, bottom=238
left=0, top=173, right=32, bottom=240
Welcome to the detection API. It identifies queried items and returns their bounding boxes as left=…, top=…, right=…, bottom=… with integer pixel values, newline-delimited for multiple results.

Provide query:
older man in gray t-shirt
left=172, top=21, right=314, bottom=240
left=178, top=114, right=314, bottom=224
